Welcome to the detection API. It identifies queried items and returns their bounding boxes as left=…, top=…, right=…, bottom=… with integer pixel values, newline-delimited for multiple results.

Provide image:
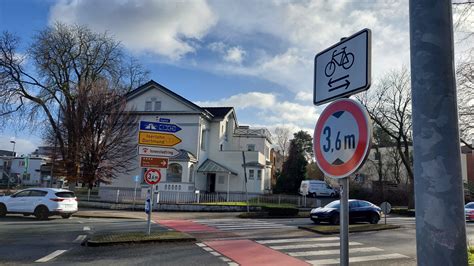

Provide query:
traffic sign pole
left=146, top=184, right=154, bottom=235
left=340, top=177, right=349, bottom=266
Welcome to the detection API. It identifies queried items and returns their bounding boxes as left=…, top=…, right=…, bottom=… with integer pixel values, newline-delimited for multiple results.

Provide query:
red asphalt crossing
left=157, top=219, right=309, bottom=266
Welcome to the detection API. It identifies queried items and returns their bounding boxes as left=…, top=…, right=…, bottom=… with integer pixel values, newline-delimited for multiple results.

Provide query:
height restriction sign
left=313, top=98, right=371, bottom=178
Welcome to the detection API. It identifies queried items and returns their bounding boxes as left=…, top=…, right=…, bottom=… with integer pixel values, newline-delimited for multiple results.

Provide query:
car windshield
left=325, top=201, right=340, bottom=209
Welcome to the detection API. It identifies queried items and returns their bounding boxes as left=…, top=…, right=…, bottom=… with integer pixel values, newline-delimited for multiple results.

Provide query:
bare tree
left=273, top=127, right=291, bottom=158
left=457, top=55, right=474, bottom=149
left=0, top=23, right=148, bottom=187
left=357, top=67, right=414, bottom=208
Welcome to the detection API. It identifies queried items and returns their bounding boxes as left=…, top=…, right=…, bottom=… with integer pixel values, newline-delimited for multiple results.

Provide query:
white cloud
left=196, top=91, right=319, bottom=130
left=0, top=136, right=38, bottom=156
left=49, top=0, right=217, bottom=59
left=196, top=92, right=276, bottom=109
left=224, top=46, right=246, bottom=64
left=295, top=91, right=313, bottom=102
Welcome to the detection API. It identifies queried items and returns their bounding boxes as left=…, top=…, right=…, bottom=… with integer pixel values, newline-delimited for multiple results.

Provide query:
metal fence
left=90, top=188, right=332, bottom=208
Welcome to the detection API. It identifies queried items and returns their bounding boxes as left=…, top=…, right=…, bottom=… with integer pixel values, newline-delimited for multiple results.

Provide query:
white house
left=102, top=80, right=273, bottom=196
left=10, top=156, right=48, bottom=186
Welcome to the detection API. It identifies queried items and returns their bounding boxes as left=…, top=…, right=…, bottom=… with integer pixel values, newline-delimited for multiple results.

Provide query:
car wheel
left=330, top=214, right=340, bottom=225
left=0, top=204, right=7, bottom=217
left=330, top=193, right=335, bottom=197
left=369, top=213, right=380, bottom=224
left=34, top=206, right=49, bottom=220
left=61, top=214, right=72, bottom=219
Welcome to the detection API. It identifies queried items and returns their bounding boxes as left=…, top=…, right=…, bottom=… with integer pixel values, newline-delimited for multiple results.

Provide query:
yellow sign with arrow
left=138, top=132, right=182, bottom=147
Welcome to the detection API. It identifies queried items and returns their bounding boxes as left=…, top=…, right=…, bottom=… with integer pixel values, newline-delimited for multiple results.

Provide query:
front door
left=207, top=173, right=216, bottom=193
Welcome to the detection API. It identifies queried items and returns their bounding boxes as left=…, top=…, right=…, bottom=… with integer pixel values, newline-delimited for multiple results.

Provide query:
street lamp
left=8, top=139, right=16, bottom=190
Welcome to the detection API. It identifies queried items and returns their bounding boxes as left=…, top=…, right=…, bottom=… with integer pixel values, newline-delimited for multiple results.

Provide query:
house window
left=145, top=101, right=152, bottom=111
left=154, top=101, right=161, bottom=111
left=189, top=165, right=194, bottom=182
left=167, top=163, right=182, bottom=183
left=257, top=170, right=262, bottom=180
left=247, top=144, right=255, bottom=151
left=249, top=169, right=255, bottom=180
left=200, top=129, right=207, bottom=151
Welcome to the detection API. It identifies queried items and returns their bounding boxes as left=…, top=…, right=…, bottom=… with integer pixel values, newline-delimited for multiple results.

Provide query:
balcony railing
left=234, top=128, right=272, bottom=141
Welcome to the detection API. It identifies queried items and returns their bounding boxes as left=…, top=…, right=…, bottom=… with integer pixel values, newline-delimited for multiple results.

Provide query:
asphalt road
left=1, top=214, right=474, bottom=265
left=0, top=215, right=221, bottom=266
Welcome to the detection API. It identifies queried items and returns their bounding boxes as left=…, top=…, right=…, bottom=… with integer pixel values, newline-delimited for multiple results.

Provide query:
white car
left=0, top=188, right=78, bottom=220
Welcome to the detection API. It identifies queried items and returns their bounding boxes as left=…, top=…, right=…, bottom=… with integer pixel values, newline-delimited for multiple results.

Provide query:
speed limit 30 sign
left=313, top=98, right=371, bottom=178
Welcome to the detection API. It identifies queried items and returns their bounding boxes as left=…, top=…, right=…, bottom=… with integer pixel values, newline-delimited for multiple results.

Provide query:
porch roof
left=197, top=159, right=237, bottom=175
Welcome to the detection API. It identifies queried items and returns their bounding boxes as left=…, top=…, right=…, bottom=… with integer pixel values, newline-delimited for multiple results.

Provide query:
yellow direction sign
left=139, top=131, right=182, bottom=147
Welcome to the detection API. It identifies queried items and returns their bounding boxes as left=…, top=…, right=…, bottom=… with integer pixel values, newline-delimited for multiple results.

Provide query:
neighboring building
left=462, top=145, right=474, bottom=187
left=0, top=150, right=15, bottom=184
left=10, top=156, right=49, bottom=186
left=102, top=80, right=273, bottom=195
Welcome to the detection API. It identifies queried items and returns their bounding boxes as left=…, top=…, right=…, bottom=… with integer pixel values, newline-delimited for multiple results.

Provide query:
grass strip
left=87, top=231, right=195, bottom=246
left=299, top=224, right=400, bottom=234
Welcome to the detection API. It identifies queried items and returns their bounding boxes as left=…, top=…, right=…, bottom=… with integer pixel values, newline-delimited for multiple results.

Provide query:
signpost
left=313, top=29, right=371, bottom=266
left=380, top=201, right=391, bottom=225
left=140, top=121, right=182, bottom=133
left=314, top=29, right=371, bottom=105
left=139, top=131, right=182, bottom=147
left=138, top=146, right=180, bottom=158
left=144, top=168, right=162, bottom=235
left=140, top=157, right=169, bottom=168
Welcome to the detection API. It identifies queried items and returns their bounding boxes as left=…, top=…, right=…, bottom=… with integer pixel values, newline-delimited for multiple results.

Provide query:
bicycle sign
left=314, top=28, right=371, bottom=105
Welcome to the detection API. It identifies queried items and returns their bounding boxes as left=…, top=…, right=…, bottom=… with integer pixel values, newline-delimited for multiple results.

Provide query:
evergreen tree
left=276, top=138, right=308, bottom=193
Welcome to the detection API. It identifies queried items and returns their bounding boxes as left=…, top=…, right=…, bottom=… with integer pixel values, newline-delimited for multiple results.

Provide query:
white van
left=299, top=180, right=338, bottom=198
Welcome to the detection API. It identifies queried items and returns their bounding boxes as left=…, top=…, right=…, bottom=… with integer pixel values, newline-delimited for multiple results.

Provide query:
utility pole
left=409, top=0, right=467, bottom=265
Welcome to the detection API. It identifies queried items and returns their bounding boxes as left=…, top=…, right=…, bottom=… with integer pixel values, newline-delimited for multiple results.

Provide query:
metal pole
left=227, top=173, right=230, bottom=202
left=133, top=180, right=138, bottom=210
left=409, top=1, right=467, bottom=265
left=340, top=177, right=349, bottom=266
left=242, top=151, right=250, bottom=212
left=147, top=184, right=154, bottom=235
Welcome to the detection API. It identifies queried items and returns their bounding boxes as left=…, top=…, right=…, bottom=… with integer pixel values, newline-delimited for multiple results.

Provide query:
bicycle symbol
left=325, top=47, right=354, bottom=77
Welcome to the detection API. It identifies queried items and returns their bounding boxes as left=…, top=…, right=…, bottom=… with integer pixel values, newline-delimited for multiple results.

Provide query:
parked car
left=299, top=180, right=338, bottom=197
left=0, top=188, right=78, bottom=220
left=465, top=202, right=474, bottom=221
left=310, top=199, right=382, bottom=225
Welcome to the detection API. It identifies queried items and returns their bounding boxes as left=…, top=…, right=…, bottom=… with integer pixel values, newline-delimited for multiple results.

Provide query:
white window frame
left=249, top=169, right=255, bottom=180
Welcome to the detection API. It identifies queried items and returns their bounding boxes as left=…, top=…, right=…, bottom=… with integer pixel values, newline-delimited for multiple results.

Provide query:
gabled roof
left=197, top=159, right=237, bottom=175
left=126, top=80, right=213, bottom=117
left=172, top=149, right=197, bottom=162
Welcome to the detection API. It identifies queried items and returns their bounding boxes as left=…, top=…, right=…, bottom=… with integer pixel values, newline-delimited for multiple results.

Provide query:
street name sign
left=138, top=146, right=180, bottom=158
left=144, top=168, right=162, bottom=185
left=140, top=157, right=169, bottom=168
left=139, top=131, right=182, bottom=147
left=313, top=98, right=371, bottom=178
left=314, top=28, right=371, bottom=105
left=140, top=121, right=182, bottom=133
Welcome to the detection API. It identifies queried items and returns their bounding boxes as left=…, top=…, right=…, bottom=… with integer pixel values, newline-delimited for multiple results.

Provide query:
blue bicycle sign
left=325, top=47, right=354, bottom=77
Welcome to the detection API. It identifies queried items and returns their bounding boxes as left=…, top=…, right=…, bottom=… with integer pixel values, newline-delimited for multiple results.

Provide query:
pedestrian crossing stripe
left=270, top=242, right=363, bottom=250
left=306, top=253, right=410, bottom=265
left=288, top=247, right=382, bottom=257
left=193, top=219, right=295, bottom=231
left=257, top=237, right=339, bottom=244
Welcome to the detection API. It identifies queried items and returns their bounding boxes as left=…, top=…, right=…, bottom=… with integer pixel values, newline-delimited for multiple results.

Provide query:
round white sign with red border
left=144, top=168, right=162, bottom=185
left=313, top=98, right=371, bottom=178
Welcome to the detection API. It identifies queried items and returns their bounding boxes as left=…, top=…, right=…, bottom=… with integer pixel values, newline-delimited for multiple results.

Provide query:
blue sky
left=0, top=0, right=472, bottom=155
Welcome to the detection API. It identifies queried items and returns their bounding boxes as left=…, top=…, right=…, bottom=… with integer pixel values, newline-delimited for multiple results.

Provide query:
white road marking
left=83, top=226, right=91, bottom=231
left=220, top=257, right=231, bottom=262
left=306, top=253, right=410, bottom=265
left=73, top=235, right=87, bottom=243
left=269, top=242, right=363, bottom=250
left=203, top=247, right=213, bottom=252
left=210, top=251, right=221, bottom=256
left=196, top=243, right=206, bottom=247
left=35, top=250, right=68, bottom=263
left=257, top=237, right=340, bottom=244
left=76, top=220, right=84, bottom=224
left=288, top=247, right=383, bottom=257
left=228, top=263, right=238, bottom=266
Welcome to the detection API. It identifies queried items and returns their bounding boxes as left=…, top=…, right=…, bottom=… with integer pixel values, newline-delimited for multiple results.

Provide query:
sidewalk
left=74, top=208, right=243, bottom=220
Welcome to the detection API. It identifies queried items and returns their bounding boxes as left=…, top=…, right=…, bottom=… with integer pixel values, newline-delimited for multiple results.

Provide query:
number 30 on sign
left=313, top=98, right=371, bottom=179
